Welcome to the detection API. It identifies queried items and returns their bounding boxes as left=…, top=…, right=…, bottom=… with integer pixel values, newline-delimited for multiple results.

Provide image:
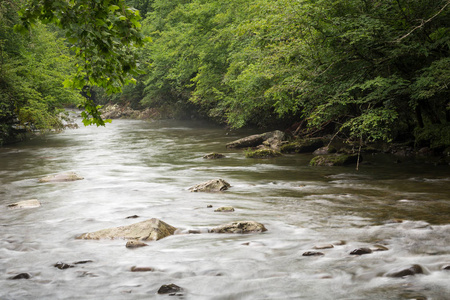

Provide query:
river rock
left=7, top=199, right=41, bottom=209
left=125, top=240, right=148, bottom=248
left=210, top=221, right=267, bottom=234
left=280, top=138, right=324, bottom=153
left=385, top=264, right=425, bottom=277
left=189, top=179, right=231, bottom=192
left=131, top=266, right=154, bottom=272
left=214, top=206, right=235, bottom=212
left=9, top=273, right=31, bottom=280
left=203, top=152, right=225, bottom=159
left=313, top=244, right=334, bottom=250
left=312, top=146, right=337, bottom=155
left=226, top=130, right=286, bottom=150
left=54, top=262, right=75, bottom=269
left=442, top=264, right=450, bottom=270
left=371, top=244, right=389, bottom=251
left=310, top=154, right=360, bottom=166
left=76, top=218, right=177, bottom=241
left=157, top=283, right=183, bottom=295
left=245, top=149, right=282, bottom=158
left=302, top=251, right=325, bottom=256
left=39, top=172, right=84, bottom=183
left=349, top=248, right=373, bottom=255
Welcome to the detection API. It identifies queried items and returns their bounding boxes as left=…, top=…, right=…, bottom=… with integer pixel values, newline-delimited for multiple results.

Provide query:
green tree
left=1, top=0, right=83, bottom=145
left=16, top=0, right=147, bottom=126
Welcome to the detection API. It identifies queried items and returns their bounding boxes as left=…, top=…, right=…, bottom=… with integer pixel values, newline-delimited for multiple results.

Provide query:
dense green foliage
left=16, top=0, right=147, bottom=126
left=2, top=0, right=449, bottom=150
left=117, top=0, right=449, bottom=149
left=0, top=0, right=82, bottom=145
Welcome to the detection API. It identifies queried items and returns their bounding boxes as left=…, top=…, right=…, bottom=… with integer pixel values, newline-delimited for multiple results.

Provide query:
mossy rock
left=310, top=154, right=360, bottom=166
left=280, top=138, right=324, bottom=153
left=203, top=152, right=225, bottom=159
left=245, top=149, right=282, bottom=158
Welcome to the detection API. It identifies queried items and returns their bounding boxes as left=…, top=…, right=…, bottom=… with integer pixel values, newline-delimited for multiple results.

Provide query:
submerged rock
left=385, top=264, right=425, bottom=277
left=125, top=240, right=148, bottom=248
left=210, top=221, right=267, bottom=234
left=302, top=251, right=325, bottom=256
left=313, top=244, right=334, bottom=250
left=189, top=179, right=231, bottom=192
left=7, top=199, right=41, bottom=209
left=9, top=273, right=31, bottom=280
left=245, top=149, right=282, bottom=158
left=214, top=206, right=235, bottom=212
left=54, top=262, right=75, bottom=269
left=349, top=248, right=373, bottom=255
left=157, top=283, right=183, bottom=295
left=203, top=152, right=226, bottom=159
left=131, top=266, right=154, bottom=272
left=39, top=172, right=84, bottom=183
left=310, top=154, right=360, bottom=166
left=371, top=244, right=389, bottom=251
left=76, top=218, right=177, bottom=241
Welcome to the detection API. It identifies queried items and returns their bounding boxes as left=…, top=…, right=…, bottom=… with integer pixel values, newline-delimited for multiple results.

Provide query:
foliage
left=0, top=0, right=83, bottom=145
left=16, top=0, right=147, bottom=126
left=134, top=0, right=449, bottom=148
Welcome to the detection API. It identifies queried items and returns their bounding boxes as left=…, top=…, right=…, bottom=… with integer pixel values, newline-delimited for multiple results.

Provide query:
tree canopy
left=1, top=0, right=449, bottom=150
left=121, top=0, right=448, bottom=149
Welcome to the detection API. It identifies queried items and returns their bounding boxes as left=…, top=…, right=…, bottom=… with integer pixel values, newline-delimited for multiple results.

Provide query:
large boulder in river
left=76, top=218, right=177, bottom=241
left=280, top=138, right=324, bottom=153
left=189, top=179, right=231, bottom=192
left=210, top=221, right=267, bottom=234
left=226, top=130, right=286, bottom=150
left=39, top=172, right=84, bottom=183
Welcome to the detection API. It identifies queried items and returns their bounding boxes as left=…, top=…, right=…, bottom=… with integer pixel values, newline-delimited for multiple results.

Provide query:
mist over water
left=1, top=118, right=449, bottom=299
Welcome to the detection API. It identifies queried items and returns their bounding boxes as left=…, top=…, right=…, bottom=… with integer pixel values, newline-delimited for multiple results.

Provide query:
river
left=1, top=118, right=449, bottom=299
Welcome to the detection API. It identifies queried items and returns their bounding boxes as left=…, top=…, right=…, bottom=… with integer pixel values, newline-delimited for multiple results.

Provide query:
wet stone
left=7, top=199, right=41, bottom=209
left=54, top=262, right=75, bottom=269
left=210, top=221, right=267, bottom=234
left=313, top=244, right=334, bottom=250
left=126, top=240, right=148, bottom=248
left=302, top=251, right=325, bottom=256
left=131, top=266, right=154, bottom=272
left=206, top=205, right=213, bottom=208
left=214, top=206, right=235, bottom=212
left=9, top=273, right=31, bottom=280
left=203, top=152, right=225, bottom=159
left=442, top=264, right=450, bottom=270
left=372, top=244, right=389, bottom=251
left=126, top=215, right=139, bottom=219
left=350, top=248, right=373, bottom=255
left=189, top=179, right=231, bottom=192
left=157, top=283, right=183, bottom=295
left=73, top=260, right=93, bottom=265
left=386, top=264, right=424, bottom=278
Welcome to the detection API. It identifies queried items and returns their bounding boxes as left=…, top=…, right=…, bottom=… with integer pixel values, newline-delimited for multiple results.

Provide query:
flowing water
left=1, top=118, right=449, bottom=299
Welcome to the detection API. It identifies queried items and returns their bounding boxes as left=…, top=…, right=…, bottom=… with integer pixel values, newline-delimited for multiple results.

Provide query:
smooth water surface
left=1, top=118, right=449, bottom=299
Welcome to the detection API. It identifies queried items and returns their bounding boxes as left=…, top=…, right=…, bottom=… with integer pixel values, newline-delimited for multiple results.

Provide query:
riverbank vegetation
left=1, top=0, right=449, bottom=152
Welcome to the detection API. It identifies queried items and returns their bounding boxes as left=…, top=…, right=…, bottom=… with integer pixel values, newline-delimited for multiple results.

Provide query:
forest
left=1, top=0, right=449, bottom=151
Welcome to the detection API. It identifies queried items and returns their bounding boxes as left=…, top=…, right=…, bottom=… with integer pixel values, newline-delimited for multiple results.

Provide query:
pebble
left=313, top=244, right=334, bottom=250
left=157, top=283, right=183, bottom=295
left=126, top=240, right=148, bottom=248
left=302, top=251, right=324, bottom=256
left=349, top=248, right=373, bottom=255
